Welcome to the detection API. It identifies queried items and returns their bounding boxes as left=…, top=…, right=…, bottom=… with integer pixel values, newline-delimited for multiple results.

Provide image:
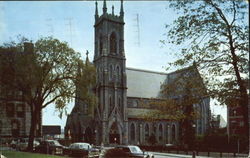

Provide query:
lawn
left=1, top=150, right=68, bottom=158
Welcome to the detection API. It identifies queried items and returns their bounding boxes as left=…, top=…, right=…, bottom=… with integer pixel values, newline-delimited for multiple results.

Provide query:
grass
left=1, top=150, right=68, bottom=158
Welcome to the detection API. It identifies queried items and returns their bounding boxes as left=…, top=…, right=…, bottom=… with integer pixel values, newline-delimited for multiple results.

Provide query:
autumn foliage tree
left=162, top=0, right=249, bottom=139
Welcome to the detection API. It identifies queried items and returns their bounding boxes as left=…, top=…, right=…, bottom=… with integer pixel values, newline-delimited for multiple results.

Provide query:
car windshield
left=129, top=146, right=143, bottom=154
left=20, top=139, right=28, bottom=143
left=70, top=143, right=90, bottom=150
left=79, top=144, right=90, bottom=150
left=48, top=140, right=61, bottom=146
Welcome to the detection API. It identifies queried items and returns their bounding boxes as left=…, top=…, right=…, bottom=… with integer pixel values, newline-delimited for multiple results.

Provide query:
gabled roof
left=126, top=64, right=206, bottom=99
left=126, top=67, right=168, bottom=98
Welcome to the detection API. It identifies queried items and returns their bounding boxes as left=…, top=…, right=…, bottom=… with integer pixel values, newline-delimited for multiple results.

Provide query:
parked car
left=10, top=138, right=40, bottom=151
left=10, top=139, right=19, bottom=149
left=114, top=145, right=154, bottom=158
left=35, top=140, right=64, bottom=155
left=18, top=138, right=40, bottom=151
left=67, top=142, right=99, bottom=157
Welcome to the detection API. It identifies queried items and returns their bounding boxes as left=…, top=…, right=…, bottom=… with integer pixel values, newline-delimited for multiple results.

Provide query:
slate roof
left=126, top=64, right=205, bottom=99
left=126, top=67, right=168, bottom=98
left=127, top=108, right=157, bottom=119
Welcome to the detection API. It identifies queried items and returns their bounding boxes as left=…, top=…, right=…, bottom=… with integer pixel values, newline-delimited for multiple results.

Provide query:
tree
left=162, top=0, right=249, bottom=139
left=0, top=37, right=94, bottom=151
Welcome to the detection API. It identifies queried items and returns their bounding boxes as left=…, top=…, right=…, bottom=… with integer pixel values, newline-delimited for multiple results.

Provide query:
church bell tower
left=93, top=0, right=128, bottom=145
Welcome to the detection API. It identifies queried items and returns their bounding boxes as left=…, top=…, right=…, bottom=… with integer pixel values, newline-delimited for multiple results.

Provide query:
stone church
left=65, top=0, right=210, bottom=145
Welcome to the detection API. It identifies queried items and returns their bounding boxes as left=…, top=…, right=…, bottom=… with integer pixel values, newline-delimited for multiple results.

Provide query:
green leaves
left=163, top=0, right=248, bottom=106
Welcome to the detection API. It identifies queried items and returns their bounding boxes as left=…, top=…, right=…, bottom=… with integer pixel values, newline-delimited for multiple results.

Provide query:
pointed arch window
left=116, top=66, right=120, bottom=81
left=110, top=32, right=117, bottom=54
left=118, top=97, right=122, bottom=110
left=109, top=95, right=115, bottom=114
left=172, top=124, right=176, bottom=143
left=109, top=65, right=113, bottom=80
left=130, top=123, right=135, bottom=141
left=145, top=124, right=149, bottom=141
left=159, top=124, right=163, bottom=142
left=99, top=35, right=103, bottom=55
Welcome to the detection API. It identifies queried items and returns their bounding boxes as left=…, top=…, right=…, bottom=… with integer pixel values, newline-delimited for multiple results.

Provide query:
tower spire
left=120, top=0, right=124, bottom=18
left=95, top=0, right=99, bottom=20
left=103, top=0, right=107, bottom=14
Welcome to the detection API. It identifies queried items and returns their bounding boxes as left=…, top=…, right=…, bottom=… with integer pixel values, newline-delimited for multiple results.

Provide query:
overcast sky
left=0, top=1, right=227, bottom=128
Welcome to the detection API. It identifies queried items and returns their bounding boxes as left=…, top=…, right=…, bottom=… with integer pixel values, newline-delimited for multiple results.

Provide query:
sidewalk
left=150, top=151, right=248, bottom=158
left=150, top=152, right=210, bottom=158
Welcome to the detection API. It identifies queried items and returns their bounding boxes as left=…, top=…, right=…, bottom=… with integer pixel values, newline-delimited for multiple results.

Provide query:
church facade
left=65, top=0, right=210, bottom=146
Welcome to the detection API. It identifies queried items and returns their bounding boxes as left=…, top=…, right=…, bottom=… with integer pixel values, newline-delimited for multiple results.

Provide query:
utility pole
left=65, top=17, right=74, bottom=47
left=46, top=18, right=54, bottom=36
left=133, top=13, right=140, bottom=47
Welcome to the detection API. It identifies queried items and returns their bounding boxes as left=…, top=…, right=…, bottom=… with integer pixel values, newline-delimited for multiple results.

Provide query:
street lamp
left=192, top=124, right=196, bottom=158
left=167, top=124, right=170, bottom=144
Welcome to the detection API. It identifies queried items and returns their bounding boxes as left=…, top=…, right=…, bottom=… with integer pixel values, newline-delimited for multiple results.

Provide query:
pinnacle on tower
left=86, top=50, right=90, bottom=65
left=95, top=0, right=99, bottom=20
left=120, top=0, right=124, bottom=18
left=103, top=0, right=107, bottom=14
left=112, top=5, right=114, bottom=15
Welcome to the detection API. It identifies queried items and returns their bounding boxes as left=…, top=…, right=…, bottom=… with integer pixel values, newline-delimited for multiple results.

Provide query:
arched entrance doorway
left=84, top=127, right=93, bottom=144
left=109, top=122, right=120, bottom=144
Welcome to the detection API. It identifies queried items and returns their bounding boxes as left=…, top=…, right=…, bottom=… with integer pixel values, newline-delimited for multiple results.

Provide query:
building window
left=109, top=96, right=113, bottom=114
left=172, top=124, right=176, bottom=143
left=159, top=124, right=163, bottom=141
left=109, top=65, right=113, bottom=80
left=145, top=124, right=149, bottom=142
left=130, top=123, right=135, bottom=141
left=118, top=97, right=122, bottom=110
left=116, top=66, right=120, bottom=81
left=11, top=120, right=20, bottom=137
left=99, top=35, right=103, bottom=55
left=239, top=121, right=244, bottom=127
left=16, top=104, right=25, bottom=117
left=133, top=100, right=138, bottom=107
left=110, top=32, right=117, bottom=54
left=6, top=103, right=15, bottom=117
left=153, top=124, right=157, bottom=134
left=84, top=103, right=88, bottom=114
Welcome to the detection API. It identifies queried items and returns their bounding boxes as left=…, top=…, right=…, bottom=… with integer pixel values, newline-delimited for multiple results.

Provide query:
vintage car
left=106, top=145, right=154, bottom=158
left=67, top=142, right=99, bottom=158
left=35, top=140, right=64, bottom=155
left=11, top=138, right=40, bottom=151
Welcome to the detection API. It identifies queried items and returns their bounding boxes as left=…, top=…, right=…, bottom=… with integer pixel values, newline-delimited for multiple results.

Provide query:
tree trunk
left=228, top=32, right=249, bottom=139
left=27, top=106, right=36, bottom=151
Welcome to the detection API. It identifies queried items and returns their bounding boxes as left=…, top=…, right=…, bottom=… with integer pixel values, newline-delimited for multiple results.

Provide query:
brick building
left=0, top=43, right=41, bottom=140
